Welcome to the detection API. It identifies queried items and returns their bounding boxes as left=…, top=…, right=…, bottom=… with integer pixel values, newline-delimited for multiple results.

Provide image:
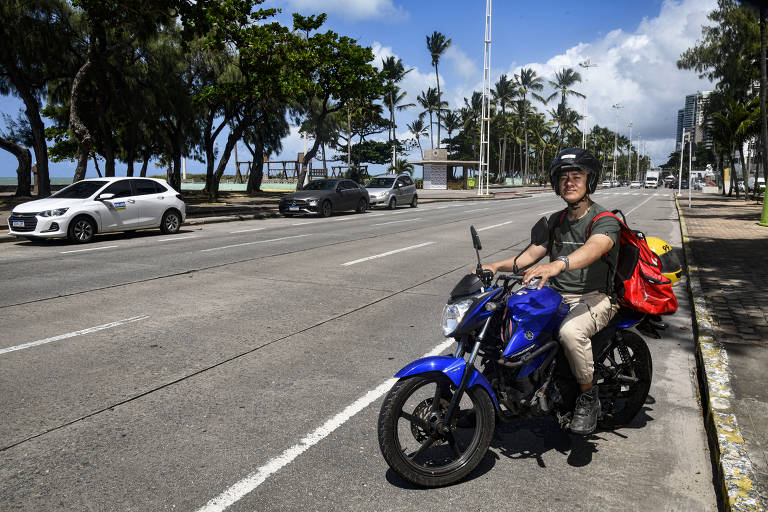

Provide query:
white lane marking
left=537, top=209, right=559, bottom=216
left=372, top=218, right=422, bottom=227
left=341, top=241, right=434, bottom=266
left=229, top=228, right=265, bottom=234
left=196, top=337, right=456, bottom=512
left=625, top=194, right=656, bottom=216
left=200, top=234, right=310, bottom=252
left=0, top=316, right=150, bottom=356
left=157, top=235, right=199, bottom=242
left=365, top=213, right=386, bottom=217
left=477, top=220, right=515, bottom=232
left=463, top=208, right=490, bottom=213
left=434, top=205, right=453, bottom=209
left=60, top=245, right=119, bottom=254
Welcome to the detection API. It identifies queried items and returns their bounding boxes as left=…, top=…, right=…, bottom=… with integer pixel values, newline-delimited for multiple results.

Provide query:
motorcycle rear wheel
left=597, top=331, right=652, bottom=428
left=377, top=372, right=495, bottom=487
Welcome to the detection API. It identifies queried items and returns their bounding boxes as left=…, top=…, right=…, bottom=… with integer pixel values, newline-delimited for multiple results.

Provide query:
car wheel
left=67, top=216, right=95, bottom=243
left=356, top=198, right=368, bottom=214
left=319, top=200, right=333, bottom=217
left=388, top=197, right=397, bottom=210
left=410, top=194, right=418, bottom=208
left=160, top=210, right=181, bottom=234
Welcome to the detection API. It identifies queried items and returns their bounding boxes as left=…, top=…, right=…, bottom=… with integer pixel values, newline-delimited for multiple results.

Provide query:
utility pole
left=478, top=0, right=492, bottom=195
left=611, top=103, right=623, bottom=183
left=578, top=59, right=598, bottom=149
left=627, top=122, right=632, bottom=183
left=678, top=129, right=686, bottom=198
left=636, top=135, right=641, bottom=181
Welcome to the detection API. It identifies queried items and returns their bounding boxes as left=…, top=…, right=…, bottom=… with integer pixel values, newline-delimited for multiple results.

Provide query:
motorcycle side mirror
left=470, top=226, right=482, bottom=251
left=530, top=217, right=550, bottom=247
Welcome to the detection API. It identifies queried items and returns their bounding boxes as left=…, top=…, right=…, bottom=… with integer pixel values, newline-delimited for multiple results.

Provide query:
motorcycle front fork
left=443, top=317, right=492, bottom=426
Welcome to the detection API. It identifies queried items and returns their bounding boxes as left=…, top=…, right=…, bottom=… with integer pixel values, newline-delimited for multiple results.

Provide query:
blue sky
left=0, top=0, right=716, bottom=179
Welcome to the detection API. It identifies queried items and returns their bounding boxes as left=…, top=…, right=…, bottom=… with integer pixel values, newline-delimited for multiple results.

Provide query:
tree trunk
left=70, top=50, right=96, bottom=188
left=760, top=8, right=768, bottom=220
left=140, top=147, right=151, bottom=177
left=0, top=137, right=32, bottom=196
left=210, top=124, right=244, bottom=201
left=428, top=111, right=434, bottom=150
left=738, top=144, right=749, bottom=201
left=244, top=137, right=264, bottom=194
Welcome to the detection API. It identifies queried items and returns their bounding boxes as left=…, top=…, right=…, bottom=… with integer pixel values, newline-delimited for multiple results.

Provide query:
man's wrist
left=556, top=255, right=569, bottom=271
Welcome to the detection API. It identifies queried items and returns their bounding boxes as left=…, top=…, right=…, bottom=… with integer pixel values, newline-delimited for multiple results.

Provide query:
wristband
left=556, top=255, right=569, bottom=271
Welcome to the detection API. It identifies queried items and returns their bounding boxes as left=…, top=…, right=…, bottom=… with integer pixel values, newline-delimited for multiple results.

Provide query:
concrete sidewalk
left=677, top=192, right=767, bottom=511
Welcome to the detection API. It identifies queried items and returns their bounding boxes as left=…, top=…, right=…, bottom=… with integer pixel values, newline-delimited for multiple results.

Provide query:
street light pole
left=688, top=132, right=693, bottom=208
left=636, top=135, right=641, bottom=181
left=611, top=103, right=623, bottom=184
left=678, top=129, right=686, bottom=198
left=579, top=59, right=598, bottom=150
left=627, top=122, right=632, bottom=183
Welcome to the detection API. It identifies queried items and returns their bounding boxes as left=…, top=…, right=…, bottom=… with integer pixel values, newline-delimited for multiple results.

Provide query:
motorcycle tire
left=596, top=331, right=653, bottom=428
left=377, top=372, right=495, bottom=488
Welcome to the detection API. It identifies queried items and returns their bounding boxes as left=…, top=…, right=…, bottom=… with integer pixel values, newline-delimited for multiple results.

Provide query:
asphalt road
left=0, top=189, right=717, bottom=511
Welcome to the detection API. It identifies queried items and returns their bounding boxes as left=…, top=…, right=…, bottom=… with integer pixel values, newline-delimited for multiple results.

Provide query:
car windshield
left=302, top=180, right=338, bottom=190
left=366, top=178, right=395, bottom=188
left=51, top=181, right=108, bottom=199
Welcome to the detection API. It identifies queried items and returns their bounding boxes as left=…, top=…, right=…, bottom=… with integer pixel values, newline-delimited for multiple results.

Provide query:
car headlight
left=307, top=199, right=318, bottom=206
left=441, top=298, right=474, bottom=336
left=38, top=208, right=69, bottom=217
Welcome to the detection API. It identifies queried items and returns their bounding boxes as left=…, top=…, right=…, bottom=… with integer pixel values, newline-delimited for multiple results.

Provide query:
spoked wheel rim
left=321, top=201, right=332, bottom=217
left=72, top=219, right=93, bottom=242
left=357, top=199, right=367, bottom=213
left=596, top=332, right=652, bottom=427
left=392, top=377, right=486, bottom=475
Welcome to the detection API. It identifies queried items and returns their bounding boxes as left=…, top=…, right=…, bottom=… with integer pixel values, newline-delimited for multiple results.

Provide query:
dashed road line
left=157, top=235, right=199, bottom=242
left=372, top=218, right=422, bottom=226
left=200, top=234, right=311, bottom=252
left=0, top=315, right=150, bottom=356
left=229, top=228, right=266, bottom=234
left=341, top=241, right=434, bottom=266
left=463, top=207, right=490, bottom=213
left=60, top=245, right=119, bottom=254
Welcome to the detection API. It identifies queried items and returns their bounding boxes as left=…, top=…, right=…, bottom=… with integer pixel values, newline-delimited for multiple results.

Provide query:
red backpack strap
left=587, top=211, right=622, bottom=237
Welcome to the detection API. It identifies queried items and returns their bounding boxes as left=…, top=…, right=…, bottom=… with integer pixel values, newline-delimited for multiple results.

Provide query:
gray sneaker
left=569, top=386, right=600, bottom=435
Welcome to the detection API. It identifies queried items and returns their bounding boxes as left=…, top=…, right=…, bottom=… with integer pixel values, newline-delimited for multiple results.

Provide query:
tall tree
left=0, top=112, right=33, bottom=196
left=381, top=56, right=413, bottom=165
left=492, top=74, right=516, bottom=178
left=292, top=13, right=383, bottom=189
left=417, top=87, right=446, bottom=150
left=406, top=117, right=428, bottom=157
left=547, top=67, right=585, bottom=144
left=426, top=31, right=451, bottom=149
left=0, top=0, right=76, bottom=196
left=515, top=67, right=546, bottom=183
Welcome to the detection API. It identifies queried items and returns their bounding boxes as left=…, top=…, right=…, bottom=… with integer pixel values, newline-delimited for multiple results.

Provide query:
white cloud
left=444, top=45, right=477, bottom=82
left=506, top=0, right=718, bottom=165
left=282, top=0, right=408, bottom=21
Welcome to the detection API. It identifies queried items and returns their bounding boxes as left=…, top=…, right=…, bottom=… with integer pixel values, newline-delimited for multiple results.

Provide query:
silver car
left=365, top=174, right=418, bottom=209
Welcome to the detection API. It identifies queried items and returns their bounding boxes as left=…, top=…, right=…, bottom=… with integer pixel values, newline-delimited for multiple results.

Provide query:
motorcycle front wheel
left=377, top=372, right=495, bottom=487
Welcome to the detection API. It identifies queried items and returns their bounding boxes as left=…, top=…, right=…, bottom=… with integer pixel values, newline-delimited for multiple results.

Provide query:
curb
left=675, top=196, right=765, bottom=512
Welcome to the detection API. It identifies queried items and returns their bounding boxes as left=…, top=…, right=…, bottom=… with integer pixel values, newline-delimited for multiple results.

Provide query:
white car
left=629, top=181, right=642, bottom=189
left=8, top=177, right=186, bottom=243
left=601, top=180, right=612, bottom=188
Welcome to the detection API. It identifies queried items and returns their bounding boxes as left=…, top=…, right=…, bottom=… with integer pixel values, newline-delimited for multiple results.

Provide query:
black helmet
left=549, top=147, right=601, bottom=195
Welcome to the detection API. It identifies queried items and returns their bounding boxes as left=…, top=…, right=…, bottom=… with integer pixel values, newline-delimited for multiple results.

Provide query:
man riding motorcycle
left=482, top=148, right=620, bottom=435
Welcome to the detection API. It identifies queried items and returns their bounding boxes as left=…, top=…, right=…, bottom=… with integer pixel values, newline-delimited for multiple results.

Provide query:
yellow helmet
left=645, top=236, right=682, bottom=286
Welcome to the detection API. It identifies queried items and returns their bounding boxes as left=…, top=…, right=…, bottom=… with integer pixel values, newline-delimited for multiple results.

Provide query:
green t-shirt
left=546, top=203, right=620, bottom=295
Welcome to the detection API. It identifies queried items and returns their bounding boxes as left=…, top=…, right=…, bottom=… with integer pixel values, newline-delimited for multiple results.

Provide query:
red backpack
left=555, top=209, right=678, bottom=315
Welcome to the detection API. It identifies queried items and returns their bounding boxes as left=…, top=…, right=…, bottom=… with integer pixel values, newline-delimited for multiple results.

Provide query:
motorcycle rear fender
left=394, top=355, right=499, bottom=408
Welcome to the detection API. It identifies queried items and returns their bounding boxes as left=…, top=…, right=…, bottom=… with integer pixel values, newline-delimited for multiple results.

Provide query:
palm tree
left=441, top=110, right=461, bottom=140
left=381, top=56, right=413, bottom=165
left=547, top=67, right=585, bottom=143
left=492, top=74, right=517, bottom=178
left=388, top=157, right=414, bottom=174
left=713, top=95, right=759, bottom=199
left=417, top=87, right=447, bottom=150
left=515, top=67, right=546, bottom=183
left=407, top=117, right=428, bottom=157
left=426, top=31, right=451, bottom=148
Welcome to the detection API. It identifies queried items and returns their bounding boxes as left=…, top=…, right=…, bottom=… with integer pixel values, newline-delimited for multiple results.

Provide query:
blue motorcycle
left=377, top=221, right=654, bottom=487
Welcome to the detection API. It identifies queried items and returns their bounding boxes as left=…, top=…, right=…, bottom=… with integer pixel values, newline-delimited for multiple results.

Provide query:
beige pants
left=558, top=291, right=619, bottom=385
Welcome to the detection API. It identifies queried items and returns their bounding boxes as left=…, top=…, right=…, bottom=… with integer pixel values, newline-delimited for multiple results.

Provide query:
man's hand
left=522, top=259, right=567, bottom=289
left=474, top=263, right=498, bottom=275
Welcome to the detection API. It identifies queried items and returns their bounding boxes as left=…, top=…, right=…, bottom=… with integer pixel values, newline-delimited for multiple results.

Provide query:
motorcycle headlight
left=38, top=208, right=69, bottom=217
left=441, top=298, right=474, bottom=336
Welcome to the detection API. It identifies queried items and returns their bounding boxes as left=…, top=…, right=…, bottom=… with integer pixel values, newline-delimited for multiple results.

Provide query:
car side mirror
left=97, top=193, right=115, bottom=201
left=530, top=217, right=550, bottom=246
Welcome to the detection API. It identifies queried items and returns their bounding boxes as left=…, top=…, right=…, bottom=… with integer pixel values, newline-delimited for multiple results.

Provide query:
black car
left=279, top=179, right=370, bottom=217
